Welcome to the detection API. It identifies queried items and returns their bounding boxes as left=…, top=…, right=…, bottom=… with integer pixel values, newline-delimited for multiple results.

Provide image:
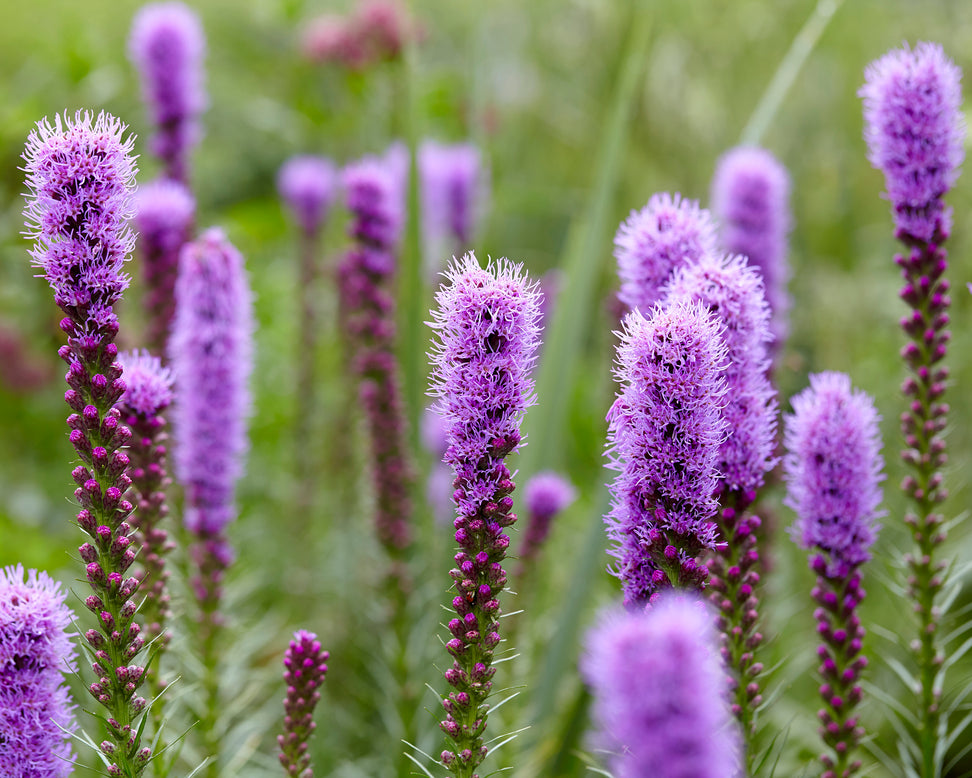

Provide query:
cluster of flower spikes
left=581, top=593, right=741, bottom=778
left=278, top=630, right=329, bottom=778
left=710, top=146, right=792, bottom=351
left=117, top=352, right=175, bottom=682
left=860, top=42, right=965, bottom=765
left=129, top=1, right=206, bottom=184
left=22, top=110, right=152, bottom=776
left=0, top=565, right=77, bottom=778
left=605, top=298, right=729, bottom=605
left=133, top=180, right=195, bottom=353
left=784, top=372, right=884, bottom=778
left=663, top=252, right=777, bottom=746
left=429, top=253, right=542, bottom=778
left=338, top=153, right=413, bottom=557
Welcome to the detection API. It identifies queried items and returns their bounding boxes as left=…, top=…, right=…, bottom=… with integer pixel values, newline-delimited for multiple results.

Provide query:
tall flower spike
left=861, top=44, right=964, bottom=777
left=0, top=565, right=77, bottom=778
left=169, top=227, right=254, bottom=772
left=710, top=146, right=792, bottom=351
left=784, top=372, right=884, bottom=778
left=134, top=179, right=195, bottom=353
left=23, top=110, right=152, bottom=775
left=338, top=153, right=413, bottom=556
left=429, top=253, right=542, bottom=778
left=614, top=192, right=717, bottom=313
left=277, top=631, right=329, bottom=778
left=117, top=350, right=175, bottom=720
left=129, top=2, right=206, bottom=183
left=664, top=253, right=777, bottom=752
left=581, top=594, right=741, bottom=778
left=605, top=300, right=728, bottom=605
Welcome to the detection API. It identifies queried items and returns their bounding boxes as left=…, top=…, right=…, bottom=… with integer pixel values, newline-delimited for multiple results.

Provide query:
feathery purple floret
left=129, top=2, right=206, bottom=182
left=278, top=630, right=329, bottom=778
left=784, top=372, right=883, bottom=574
left=23, top=111, right=136, bottom=335
left=664, top=253, right=777, bottom=495
left=860, top=42, right=965, bottom=242
left=614, top=192, right=717, bottom=313
left=278, top=155, right=339, bottom=237
left=581, top=594, right=740, bottom=778
left=134, top=179, right=195, bottom=352
left=605, top=300, right=729, bottom=603
left=170, top=227, right=254, bottom=538
left=710, top=146, right=791, bottom=348
left=0, top=566, right=77, bottom=778
left=419, top=141, right=484, bottom=265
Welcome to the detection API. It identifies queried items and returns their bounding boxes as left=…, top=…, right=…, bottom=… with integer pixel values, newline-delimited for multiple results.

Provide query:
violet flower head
left=23, top=111, right=136, bottom=336
left=581, top=593, right=740, bottom=778
left=278, top=630, right=329, bottom=778
left=710, top=146, right=791, bottom=347
left=0, top=565, right=77, bottom=778
left=170, top=227, right=254, bottom=538
left=605, top=300, right=729, bottom=603
left=119, top=349, right=174, bottom=417
left=129, top=1, right=206, bottom=182
left=784, top=372, right=884, bottom=574
left=520, top=471, right=576, bottom=563
left=664, top=253, right=777, bottom=496
left=277, top=155, right=339, bottom=237
left=614, top=192, right=717, bottom=313
left=419, top=140, right=485, bottom=268
left=860, top=42, right=965, bottom=242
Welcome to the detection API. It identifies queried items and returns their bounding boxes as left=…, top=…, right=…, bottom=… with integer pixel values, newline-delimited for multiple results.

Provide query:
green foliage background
left=1, top=0, right=972, bottom=776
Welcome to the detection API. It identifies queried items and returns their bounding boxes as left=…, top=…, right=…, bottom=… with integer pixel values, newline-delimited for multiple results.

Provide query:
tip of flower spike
left=129, top=2, right=206, bottom=94
left=277, top=155, right=339, bottom=236
left=118, top=350, right=174, bottom=415
left=524, top=471, right=577, bottom=519
left=135, top=178, right=195, bottom=237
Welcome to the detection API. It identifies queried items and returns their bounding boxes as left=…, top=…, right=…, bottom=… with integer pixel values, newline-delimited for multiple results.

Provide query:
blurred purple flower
left=278, top=155, right=339, bottom=238
left=419, top=141, right=485, bottom=272
left=581, top=593, right=740, bottom=778
left=519, top=471, right=576, bottom=564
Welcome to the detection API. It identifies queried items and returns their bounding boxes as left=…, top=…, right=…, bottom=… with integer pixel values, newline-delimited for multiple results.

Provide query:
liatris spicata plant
left=581, top=593, right=741, bottom=778
left=614, top=192, right=717, bottom=313
left=169, top=226, right=254, bottom=773
left=710, top=146, right=792, bottom=352
left=0, top=565, right=77, bottom=778
left=117, top=350, right=175, bottom=704
left=663, top=253, right=777, bottom=750
left=278, top=155, right=338, bottom=501
left=860, top=42, right=965, bottom=778
left=518, top=471, right=577, bottom=570
left=605, top=299, right=728, bottom=604
left=784, top=372, right=883, bottom=778
left=419, top=141, right=485, bottom=275
left=338, top=154, right=412, bottom=557
left=277, top=630, right=329, bottom=778
left=133, top=179, right=195, bottom=354
left=428, top=252, right=542, bottom=778
left=129, top=1, right=206, bottom=183
left=23, top=110, right=152, bottom=775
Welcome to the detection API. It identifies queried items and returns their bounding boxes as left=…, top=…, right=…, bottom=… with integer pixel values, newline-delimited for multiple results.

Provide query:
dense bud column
left=860, top=42, right=965, bottom=777
left=277, top=630, right=329, bottom=778
left=784, top=372, right=884, bottom=778
left=664, top=254, right=777, bottom=759
left=581, top=594, right=741, bottom=778
left=429, top=253, right=541, bottom=778
left=605, top=300, right=728, bottom=605
left=23, top=110, right=151, bottom=777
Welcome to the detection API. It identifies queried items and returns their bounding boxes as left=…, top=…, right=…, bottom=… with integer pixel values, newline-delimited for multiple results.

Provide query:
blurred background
left=1, top=0, right=971, bottom=775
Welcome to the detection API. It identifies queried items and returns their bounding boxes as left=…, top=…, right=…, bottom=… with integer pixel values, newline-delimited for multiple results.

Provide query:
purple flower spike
left=519, top=471, right=576, bottom=566
left=278, top=155, right=339, bottom=238
left=429, top=252, right=542, bottom=777
left=129, top=2, right=206, bottom=183
left=614, top=192, right=717, bottom=313
left=784, top=372, right=883, bottom=778
left=277, top=630, right=329, bottom=778
left=134, top=179, right=195, bottom=353
left=581, top=593, right=741, bottom=778
left=0, top=565, right=77, bottom=778
left=784, top=372, right=883, bottom=576
left=605, top=300, right=729, bottom=604
left=710, top=146, right=792, bottom=350
left=860, top=42, right=964, bottom=243
left=343, top=152, right=406, bottom=251
left=23, top=110, right=153, bottom=776
left=419, top=141, right=485, bottom=272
